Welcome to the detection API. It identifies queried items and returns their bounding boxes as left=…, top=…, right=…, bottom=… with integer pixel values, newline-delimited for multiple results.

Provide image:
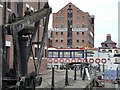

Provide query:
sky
left=48, top=0, right=119, bottom=48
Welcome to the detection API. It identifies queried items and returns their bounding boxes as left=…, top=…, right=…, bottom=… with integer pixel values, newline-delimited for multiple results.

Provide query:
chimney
left=91, top=15, right=94, bottom=25
left=106, top=34, right=111, bottom=41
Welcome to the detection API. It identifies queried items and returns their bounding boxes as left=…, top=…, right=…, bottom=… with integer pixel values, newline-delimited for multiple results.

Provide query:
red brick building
left=101, top=34, right=117, bottom=48
left=49, top=2, right=94, bottom=48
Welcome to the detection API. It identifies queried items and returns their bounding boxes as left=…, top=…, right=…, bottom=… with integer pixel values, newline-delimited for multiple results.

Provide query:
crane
left=2, top=2, right=52, bottom=90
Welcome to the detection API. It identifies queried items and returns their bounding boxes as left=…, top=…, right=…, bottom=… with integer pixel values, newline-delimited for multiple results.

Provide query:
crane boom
left=4, top=8, right=52, bottom=33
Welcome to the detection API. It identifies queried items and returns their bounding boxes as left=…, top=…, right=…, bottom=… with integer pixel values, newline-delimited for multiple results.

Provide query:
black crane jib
left=3, top=8, right=52, bottom=34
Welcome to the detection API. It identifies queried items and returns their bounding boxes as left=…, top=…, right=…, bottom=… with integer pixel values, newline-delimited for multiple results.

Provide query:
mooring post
left=74, top=65, right=77, bottom=80
left=65, top=64, right=69, bottom=86
left=51, top=67, right=54, bottom=90
left=80, top=65, right=83, bottom=77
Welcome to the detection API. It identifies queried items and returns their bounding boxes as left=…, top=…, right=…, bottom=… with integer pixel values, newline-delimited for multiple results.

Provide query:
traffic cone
left=106, top=75, right=109, bottom=83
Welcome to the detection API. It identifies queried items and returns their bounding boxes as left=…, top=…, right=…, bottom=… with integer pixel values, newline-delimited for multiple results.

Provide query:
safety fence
left=47, top=58, right=107, bottom=64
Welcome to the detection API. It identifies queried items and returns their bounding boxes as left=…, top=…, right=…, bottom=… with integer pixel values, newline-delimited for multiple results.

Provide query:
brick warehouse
left=49, top=2, right=94, bottom=48
left=0, top=0, right=48, bottom=75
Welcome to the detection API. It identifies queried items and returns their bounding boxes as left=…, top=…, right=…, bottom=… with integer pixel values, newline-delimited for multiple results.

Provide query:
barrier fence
left=48, top=58, right=107, bottom=64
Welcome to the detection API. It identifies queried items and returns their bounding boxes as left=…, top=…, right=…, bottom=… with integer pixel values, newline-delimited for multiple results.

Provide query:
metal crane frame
left=2, top=4, right=52, bottom=90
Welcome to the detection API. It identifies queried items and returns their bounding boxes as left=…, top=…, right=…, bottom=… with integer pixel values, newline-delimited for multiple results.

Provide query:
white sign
left=72, top=28, right=88, bottom=31
left=6, top=41, right=11, bottom=47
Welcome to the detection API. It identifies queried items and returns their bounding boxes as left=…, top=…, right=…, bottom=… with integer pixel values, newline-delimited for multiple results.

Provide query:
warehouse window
left=61, top=16, right=64, bottom=20
left=56, top=39, right=58, bottom=42
left=77, top=32, right=79, bottom=35
left=114, top=50, right=118, bottom=53
left=76, top=24, right=80, bottom=28
left=55, top=16, right=59, bottom=20
left=61, top=24, right=64, bottom=28
left=56, top=32, right=58, bottom=35
left=60, top=47, right=63, bottom=49
left=108, top=50, right=112, bottom=53
left=76, top=16, right=80, bottom=20
left=82, top=16, right=84, bottom=21
left=55, top=25, right=58, bottom=28
left=61, top=32, right=63, bottom=35
left=82, top=32, right=84, bottom=35
left=82, top=24, right=86, bottom=28
left=61, top=39, right=63, bottom=42
left=77, top=39, right=79, bottom=43
left=82, top=40, right=84, bottom=43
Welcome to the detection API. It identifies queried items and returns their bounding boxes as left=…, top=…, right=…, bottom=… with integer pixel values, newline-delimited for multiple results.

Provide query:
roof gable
left=55, top=2, right=84, bottom=14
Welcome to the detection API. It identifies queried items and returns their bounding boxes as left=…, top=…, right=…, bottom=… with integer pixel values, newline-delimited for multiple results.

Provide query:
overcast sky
left=48, top=0, right=119, bottom=48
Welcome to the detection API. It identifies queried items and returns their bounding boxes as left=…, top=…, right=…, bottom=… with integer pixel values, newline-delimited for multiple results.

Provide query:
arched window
left=108, top=50, right=112, bottom=53
left=114, top=50, right=118, bottom=53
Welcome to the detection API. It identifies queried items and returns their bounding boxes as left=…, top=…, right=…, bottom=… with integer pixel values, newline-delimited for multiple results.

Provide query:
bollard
left=65, top=64, right=69, bottom=86
left=117, top=67, right=119, bottom=77
left=90, top=64, right=92, bottom=74
left=51, top=67, right=54, bottom=90
left=82, top=67, right=86, bottom=80
left=103, top=63, right=105, bottom=73
left=80, top=65, right=83, bottom=77
left=98, top=64, right=101, bottom=72
left=74, top=65, right=77, bottom=80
